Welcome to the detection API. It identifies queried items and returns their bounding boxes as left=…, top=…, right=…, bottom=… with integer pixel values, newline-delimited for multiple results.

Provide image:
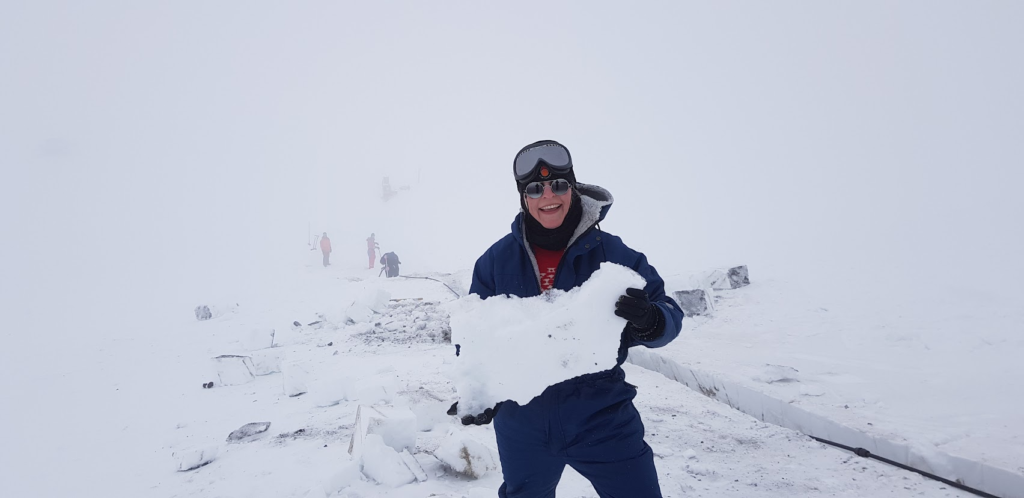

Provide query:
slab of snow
left=446, top=262, right=644, bottom=414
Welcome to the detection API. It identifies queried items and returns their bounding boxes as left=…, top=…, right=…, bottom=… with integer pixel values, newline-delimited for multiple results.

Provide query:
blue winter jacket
left=469, top=184, right=683, bottom=366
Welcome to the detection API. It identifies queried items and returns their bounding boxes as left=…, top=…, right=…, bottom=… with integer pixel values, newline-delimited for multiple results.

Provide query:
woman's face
left=525, top=181, right=573, bottom=229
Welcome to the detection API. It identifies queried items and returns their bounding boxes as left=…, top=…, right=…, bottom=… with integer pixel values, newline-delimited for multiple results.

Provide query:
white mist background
left=1, top=1, right=1022, bottom=493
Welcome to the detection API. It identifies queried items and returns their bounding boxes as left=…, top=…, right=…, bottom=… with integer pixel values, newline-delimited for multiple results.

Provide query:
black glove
left=447, top=401, right=502, bottom=425
left=615, top=287, right=665, bottom=340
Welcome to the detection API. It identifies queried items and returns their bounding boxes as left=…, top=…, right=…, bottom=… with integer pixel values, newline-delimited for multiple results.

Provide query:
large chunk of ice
left=282, top=360, right=310, bottom=397
left=360, top=434, right=416, bottom=487
left=173, top=445, right=218, bottom=472
left=347, top=405, right=418, bottom=457
left=211, top=355, right=255, bottom=386
left=250, top=348, right=285, bottom=376
left=446, top=262, right=643, bottom=414
left=672, top=289, right=715, bottom=316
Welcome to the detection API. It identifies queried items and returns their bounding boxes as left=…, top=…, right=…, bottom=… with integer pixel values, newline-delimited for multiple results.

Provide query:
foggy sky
left=3, top=1, right=1023, bottom=327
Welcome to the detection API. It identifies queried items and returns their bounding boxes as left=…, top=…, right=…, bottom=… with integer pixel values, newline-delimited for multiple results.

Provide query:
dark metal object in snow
left=810, top=436, right=1000, bottom=498
left=293, top=321, right=301, bottom=327
left=672, top=289, right=713, bottom=316
left=727, top=265, right=750, bottom=289
left=195, top=305, right=212, bottom=321
left=179, top=459, right=213, bottom=472
left=399, top=275, right=461, bottom=297
left=227, top=422, right=271, bottom=442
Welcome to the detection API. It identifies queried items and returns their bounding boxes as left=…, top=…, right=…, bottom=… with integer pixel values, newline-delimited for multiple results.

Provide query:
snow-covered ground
left=0, top=256, right=988, bottom=497
left=658, top=268, right=1024, bottom=479
left=4, top=2, right=1023, bottom=497
left=0, top=245, right=1015, bottom=498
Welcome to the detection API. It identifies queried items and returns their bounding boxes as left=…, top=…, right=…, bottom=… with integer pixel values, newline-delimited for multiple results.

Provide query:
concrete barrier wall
left=628, top=348, right=1022, bottom=498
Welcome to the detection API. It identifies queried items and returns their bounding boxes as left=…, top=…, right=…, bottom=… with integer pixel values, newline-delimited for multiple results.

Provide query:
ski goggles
left=513, top=141, right=573, bottom=182
left=523, top=178, right=572, bottom=199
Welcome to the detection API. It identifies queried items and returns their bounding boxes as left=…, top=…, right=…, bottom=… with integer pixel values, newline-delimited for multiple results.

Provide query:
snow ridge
left=627, top=348, right=1024, bottom=498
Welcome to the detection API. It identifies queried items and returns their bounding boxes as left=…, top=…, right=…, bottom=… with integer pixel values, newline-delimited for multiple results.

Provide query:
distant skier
left=367, top=233, right=380, bottom=269
left=319, top=232, right=331, bottom=267
left=380, top=252, right=401, bottom=277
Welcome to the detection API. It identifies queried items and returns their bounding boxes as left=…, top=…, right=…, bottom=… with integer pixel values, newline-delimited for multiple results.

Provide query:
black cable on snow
left=809, top=436, right=1001, bottom=498
left=398, top=275, right=461, bottom=298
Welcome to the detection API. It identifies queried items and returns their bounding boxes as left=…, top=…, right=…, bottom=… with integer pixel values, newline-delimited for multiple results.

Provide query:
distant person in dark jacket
left=320, top=232, right=332, bottom=267
left=380, top=252, right=401, bottom=277
left=465, top=140, right=684, bottom=498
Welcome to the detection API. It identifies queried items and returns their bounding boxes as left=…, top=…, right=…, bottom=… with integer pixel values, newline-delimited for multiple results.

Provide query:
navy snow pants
left=493, top=367, right=661, bottom=498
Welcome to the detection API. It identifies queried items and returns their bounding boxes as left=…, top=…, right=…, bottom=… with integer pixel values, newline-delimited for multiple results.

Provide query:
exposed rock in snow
left=195, top=305, right=212, bottom=321
left=226, top=421, right=271, bottom=442
left=194, top=303, right=239, bottom=321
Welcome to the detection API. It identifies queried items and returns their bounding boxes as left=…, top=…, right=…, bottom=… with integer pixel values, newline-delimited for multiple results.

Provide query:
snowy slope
left=0, top=255, right=979, bottom=497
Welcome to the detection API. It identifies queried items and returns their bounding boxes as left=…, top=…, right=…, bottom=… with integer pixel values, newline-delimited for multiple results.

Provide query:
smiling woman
left=462, top=139, right=685, bottom=498
left=524, top=179, right=574, bottom=229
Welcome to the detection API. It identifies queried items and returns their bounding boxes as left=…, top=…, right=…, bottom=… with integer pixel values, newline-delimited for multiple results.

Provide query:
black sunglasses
left=524, top=179, right=572, bottom=199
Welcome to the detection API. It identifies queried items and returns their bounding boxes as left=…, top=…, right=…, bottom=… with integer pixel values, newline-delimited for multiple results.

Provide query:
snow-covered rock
left=226, top=421, right=271, bottom=442
left=195, top=305, right=212, bottom=321
left=193, top=303, right=239, bottom=321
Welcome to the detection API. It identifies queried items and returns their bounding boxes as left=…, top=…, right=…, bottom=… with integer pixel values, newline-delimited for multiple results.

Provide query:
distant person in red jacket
left=367, top=233, right=380, bottom=269
left=320, top=232, right=332, bottom=267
